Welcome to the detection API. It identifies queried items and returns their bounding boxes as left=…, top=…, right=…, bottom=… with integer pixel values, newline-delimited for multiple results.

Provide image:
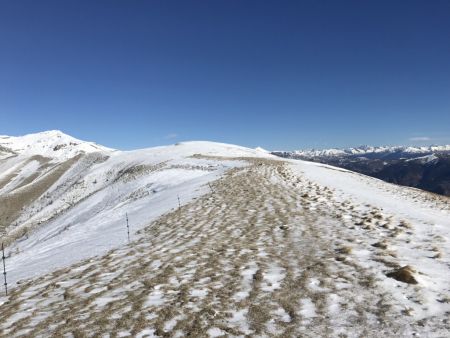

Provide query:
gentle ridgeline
left=0, top=132, right=449, bottom=337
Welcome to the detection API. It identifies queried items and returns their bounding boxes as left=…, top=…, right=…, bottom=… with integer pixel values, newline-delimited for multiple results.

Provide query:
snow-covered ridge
left=0, top=132, right=276, bottom=286
left=406, top=154, right=440, bottom=164
left=0, top=131, right=449, bottom=335
left=284, top=144, right=450, bottom=158
left=0, top=130, right=115, bottom=160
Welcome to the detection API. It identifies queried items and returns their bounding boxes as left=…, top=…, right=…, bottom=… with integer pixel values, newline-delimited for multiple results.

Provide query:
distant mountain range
left=273, top=145, right=450, bottom=197
left=277, top=145, right=450, bottom=159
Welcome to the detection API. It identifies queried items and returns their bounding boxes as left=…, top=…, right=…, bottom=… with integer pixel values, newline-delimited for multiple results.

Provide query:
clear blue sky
left=1, top=1, right=449, bottom=150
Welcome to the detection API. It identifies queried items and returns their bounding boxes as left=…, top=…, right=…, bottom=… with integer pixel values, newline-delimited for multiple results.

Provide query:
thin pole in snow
left=208, top=183, right=214, bottom=194
left=1, top=243, right=7, bottom=296
left=126, top=213, right=130, bottom=243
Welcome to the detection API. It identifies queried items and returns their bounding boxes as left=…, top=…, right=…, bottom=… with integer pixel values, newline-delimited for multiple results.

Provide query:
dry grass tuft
left=386, top=265, right=418, bottom=284
left=437, top=296, right=450, bottom=304
left=398, top=220, right=412, bottom=229
left=372, top=241, right=388, bottom=250
left=336, top=246, right=352, bottom=255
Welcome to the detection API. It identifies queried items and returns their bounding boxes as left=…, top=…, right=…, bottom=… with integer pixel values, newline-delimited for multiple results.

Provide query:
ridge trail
left=0, top=159, right=447, bottom=337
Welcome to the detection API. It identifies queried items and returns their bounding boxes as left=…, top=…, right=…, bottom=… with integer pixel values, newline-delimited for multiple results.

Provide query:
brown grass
left=0, top=155, right=81, bottom=245
left=386, top=266, right=418, bottom=284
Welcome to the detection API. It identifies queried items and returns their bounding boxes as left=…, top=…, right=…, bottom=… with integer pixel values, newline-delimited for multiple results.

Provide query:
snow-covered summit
left=121, top=141, right=276, bottom=161
left=0, top=130, right=115, bottom=160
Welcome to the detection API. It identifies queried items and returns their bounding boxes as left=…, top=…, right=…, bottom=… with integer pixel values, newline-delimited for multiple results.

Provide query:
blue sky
left=1, top=1, right=449, bottom=150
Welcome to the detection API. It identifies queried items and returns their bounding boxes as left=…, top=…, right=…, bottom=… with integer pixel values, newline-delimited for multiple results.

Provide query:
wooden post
left=126, top=213, right=130, bottom=243
left=1, top=243, right=7, bottom=296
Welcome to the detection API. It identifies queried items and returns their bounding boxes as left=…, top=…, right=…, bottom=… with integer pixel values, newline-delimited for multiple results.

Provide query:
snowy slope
left=0, top=133, right=275, bottom=286
left=0, top=132, right=449, bottom=337
left=288, top=159, right=450, bottom=321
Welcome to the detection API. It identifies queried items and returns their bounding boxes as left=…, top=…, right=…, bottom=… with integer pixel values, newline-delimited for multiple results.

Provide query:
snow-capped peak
left=287, top=144, right=450, bottom=158
left=0, top=130, right=115, bottom=160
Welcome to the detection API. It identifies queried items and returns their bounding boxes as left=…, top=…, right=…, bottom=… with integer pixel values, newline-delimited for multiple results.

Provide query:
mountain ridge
left=0, top=131, right=449, bottom=336
left=277, top=144, right=450, bottom=159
